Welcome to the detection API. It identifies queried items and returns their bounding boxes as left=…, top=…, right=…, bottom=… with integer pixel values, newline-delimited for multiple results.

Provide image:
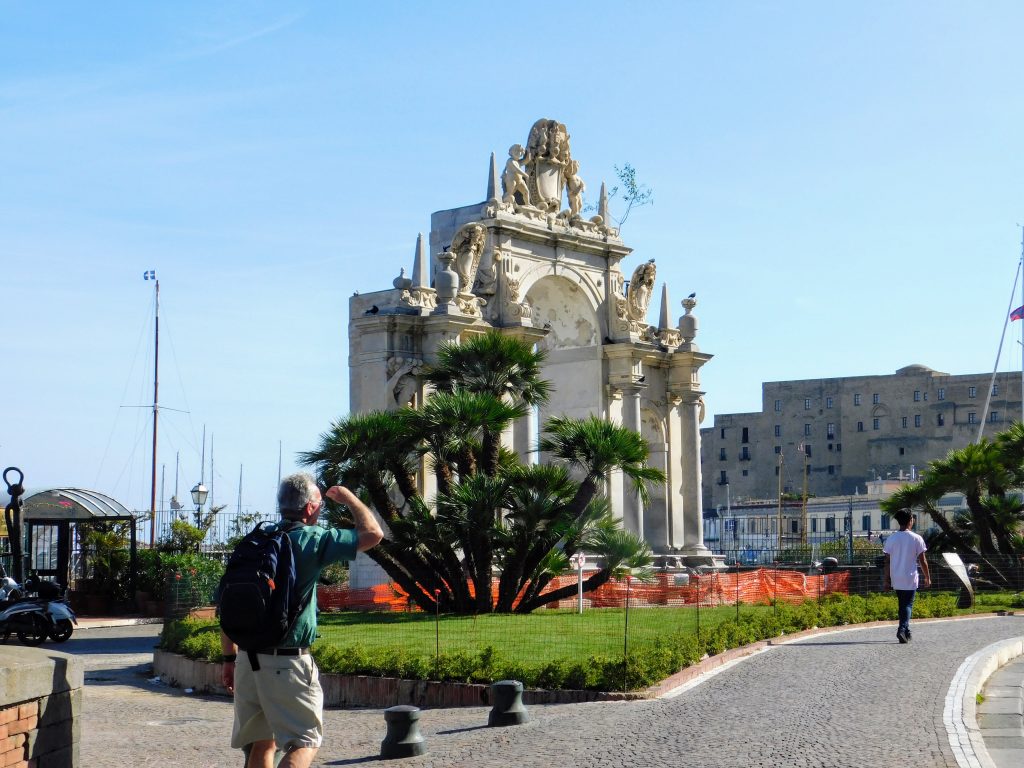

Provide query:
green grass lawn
left=163, top=589, right=1018, bottom=689
left=317, top=603, right=770, bottom=664
left=314, top=589, right=1019, bottom=664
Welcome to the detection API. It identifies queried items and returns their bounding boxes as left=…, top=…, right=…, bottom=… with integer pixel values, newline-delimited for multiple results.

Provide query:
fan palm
left=422, top=331, right=550, bottom=475
left=539, top=415, right=665, bottom=521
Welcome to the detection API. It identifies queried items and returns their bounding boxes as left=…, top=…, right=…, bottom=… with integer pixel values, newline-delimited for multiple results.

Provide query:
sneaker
left=897, top=629, right=908, bottom=644
left=905, top=629, right=912, bottom=642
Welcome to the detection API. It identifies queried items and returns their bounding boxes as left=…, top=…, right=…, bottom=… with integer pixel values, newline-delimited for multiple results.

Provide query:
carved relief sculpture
left=450, top=223, right=486, bottom=295
left=385, top=357, right=422, bottom=410
left=627, top=259, right=656, bottom=322
left=524, top=118, right=573, bottom=212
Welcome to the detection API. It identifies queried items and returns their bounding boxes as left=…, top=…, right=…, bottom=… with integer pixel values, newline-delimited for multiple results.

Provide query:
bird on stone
left=687, top=292, right=696, bottom=299
left=364, top=305, right=379, bottom=315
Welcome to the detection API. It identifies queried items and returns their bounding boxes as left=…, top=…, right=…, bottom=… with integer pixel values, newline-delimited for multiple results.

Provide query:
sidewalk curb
left=76, top=617, right=164, bottom=630
left=944, top=635, right=1024, bottom=768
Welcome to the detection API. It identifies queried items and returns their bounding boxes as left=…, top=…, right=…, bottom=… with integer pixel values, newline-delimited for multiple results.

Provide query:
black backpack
left=218, top=521, right=309, bottom=659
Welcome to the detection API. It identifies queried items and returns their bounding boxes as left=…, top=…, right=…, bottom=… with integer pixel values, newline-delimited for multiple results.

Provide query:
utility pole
left=776, top=452, right=784, bottom=552
left=847, top=497, right=854, bottom=563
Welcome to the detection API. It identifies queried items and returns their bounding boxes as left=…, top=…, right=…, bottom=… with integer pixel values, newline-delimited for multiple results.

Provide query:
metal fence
left=139, top=508, right=280, bottom=552
left=302, top=552, right=1022, bottom=686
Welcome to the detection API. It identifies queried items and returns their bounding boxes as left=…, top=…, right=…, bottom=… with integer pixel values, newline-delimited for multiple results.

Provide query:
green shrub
left=160, top=591, right=963, bottom=692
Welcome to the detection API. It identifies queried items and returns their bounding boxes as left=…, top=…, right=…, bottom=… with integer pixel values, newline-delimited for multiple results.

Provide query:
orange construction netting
left=315, top=567, right=849, bottom=613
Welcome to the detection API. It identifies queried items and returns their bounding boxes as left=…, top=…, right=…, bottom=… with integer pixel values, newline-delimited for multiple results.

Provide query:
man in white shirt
left=882, top=510, right=931, bottom=643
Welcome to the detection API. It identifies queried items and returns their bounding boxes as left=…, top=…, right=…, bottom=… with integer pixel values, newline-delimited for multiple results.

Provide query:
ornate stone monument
left=349, top=118, right=714, bottom=566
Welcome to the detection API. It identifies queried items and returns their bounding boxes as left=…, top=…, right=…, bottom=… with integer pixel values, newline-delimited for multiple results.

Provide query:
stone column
left=665, top=394, right=685, bottom=549
left=623, top=386, right=644, bottom=537
left=676, top=390, right=711, bottom=558
left=606, top=386, right=626, bottom=528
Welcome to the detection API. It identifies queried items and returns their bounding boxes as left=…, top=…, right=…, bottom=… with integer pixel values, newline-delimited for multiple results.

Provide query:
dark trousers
left=896, top=589, right=916, bottom=633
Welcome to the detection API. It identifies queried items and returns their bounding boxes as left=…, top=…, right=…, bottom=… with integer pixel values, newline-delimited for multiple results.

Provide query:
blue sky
left=3, top=1, right=1023, bottom=516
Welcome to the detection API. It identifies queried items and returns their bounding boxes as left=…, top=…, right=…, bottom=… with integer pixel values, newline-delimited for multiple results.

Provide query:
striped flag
left=1011, top=305, right=1024, bottom=322
left=143, top=270, right=156, bottom=281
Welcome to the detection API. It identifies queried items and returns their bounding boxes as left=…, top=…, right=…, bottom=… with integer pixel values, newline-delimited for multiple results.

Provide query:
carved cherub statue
left=565, top=159, right=585, bottom=217
left=502, top=144, right=531, bottom=206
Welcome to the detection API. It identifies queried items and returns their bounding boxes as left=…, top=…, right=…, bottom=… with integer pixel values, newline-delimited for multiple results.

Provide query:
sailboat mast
left=1020, top=228, right=1023, bottom=424
left=149, top=279, right=160, bottom=546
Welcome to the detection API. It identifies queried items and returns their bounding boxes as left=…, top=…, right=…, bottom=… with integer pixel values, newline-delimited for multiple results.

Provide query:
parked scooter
left=22, top=573, right=77, bottom=643
left=0, top=569, right=77, bottom=645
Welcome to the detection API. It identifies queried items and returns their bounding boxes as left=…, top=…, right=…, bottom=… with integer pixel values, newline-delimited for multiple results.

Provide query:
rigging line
left=93, top=290, right=156, bottom=487
left=156, top=306, right=202, bottom=458
left=161, top=418, right=205, bottom=493
left=977, top=248, right=1023, bottom=443
left=109, top=415, right=153, bottom=502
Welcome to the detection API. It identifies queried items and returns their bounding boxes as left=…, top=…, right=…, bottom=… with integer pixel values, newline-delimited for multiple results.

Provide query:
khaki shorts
left=231, top=651, right=323, bottom=752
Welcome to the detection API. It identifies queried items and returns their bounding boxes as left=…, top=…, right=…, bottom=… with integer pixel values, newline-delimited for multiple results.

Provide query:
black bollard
left=488, top=680, right=529, bottom=727
left=380, top=705, right=427, bottom=759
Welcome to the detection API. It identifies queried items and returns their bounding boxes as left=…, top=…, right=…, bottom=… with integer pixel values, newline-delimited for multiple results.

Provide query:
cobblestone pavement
left=79, top=616, right=1024, bottom=767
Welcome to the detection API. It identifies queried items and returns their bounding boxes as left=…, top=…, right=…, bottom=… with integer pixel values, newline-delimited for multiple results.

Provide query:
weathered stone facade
left=348, top=119, right=713, bottom=571
left=702, top=365, right=1023, bottom=509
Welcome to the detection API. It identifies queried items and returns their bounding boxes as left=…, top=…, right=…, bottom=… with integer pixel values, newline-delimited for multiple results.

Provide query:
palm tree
left=300, top=334, right=661, bottom=613
left=539, top=415, right=665, bottom=521
left=422, top=331, right=550, bottom=475
left=882, top=424, right=1024, bottom=588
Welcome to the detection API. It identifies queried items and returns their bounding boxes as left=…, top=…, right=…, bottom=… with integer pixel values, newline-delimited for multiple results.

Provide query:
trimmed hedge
left=160, top=592, right=958, bottom=692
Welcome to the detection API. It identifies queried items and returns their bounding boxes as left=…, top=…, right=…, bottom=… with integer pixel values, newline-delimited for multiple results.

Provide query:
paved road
left=72, top=617, right=1024, bottom=767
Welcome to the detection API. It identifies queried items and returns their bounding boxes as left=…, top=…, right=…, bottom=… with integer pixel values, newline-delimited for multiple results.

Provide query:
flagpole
left=981, top=244, right=1024, bottom=442
left=150, top=277, right=159, bottom=546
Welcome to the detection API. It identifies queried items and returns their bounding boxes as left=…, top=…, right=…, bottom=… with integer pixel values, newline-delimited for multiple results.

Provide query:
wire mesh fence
left=312, top=553, right=1023, bottom=681
left=164, top=567, right=222, bottom=620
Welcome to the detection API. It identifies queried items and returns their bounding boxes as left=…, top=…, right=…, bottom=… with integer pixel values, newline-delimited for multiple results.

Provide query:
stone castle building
left=701, top=365, right=1022, bottom=510
left=348, top=119, right=713, bottom=564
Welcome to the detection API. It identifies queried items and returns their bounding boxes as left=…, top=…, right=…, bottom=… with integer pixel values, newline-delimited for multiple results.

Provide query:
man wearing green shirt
left=221, top=472, right=383, bottom=768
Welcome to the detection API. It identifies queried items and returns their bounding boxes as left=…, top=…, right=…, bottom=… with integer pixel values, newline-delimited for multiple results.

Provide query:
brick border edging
left=152, top=650, right=643, bottom=709
left=153, top=613, right=1012, bottom=709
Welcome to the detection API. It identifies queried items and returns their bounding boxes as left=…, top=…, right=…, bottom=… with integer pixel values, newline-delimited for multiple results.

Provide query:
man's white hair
left=278, top=472, right=319, bottom=518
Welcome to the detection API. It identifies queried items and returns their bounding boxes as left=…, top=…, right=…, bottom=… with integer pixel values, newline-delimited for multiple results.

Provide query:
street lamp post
left=569, top=553, right=586, bottom=614
left=190, top=482, right=209, bottom=528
